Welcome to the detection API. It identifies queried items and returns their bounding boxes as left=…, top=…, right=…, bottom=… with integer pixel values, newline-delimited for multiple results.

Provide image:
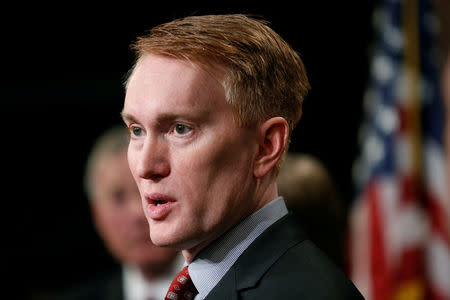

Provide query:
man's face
left=123, top=54, right=259, bottom=253
left=92, top=150, right=178, bottom=269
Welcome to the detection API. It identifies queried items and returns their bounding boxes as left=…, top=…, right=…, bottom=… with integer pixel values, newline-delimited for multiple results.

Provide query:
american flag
left=349, top=0, right=450, bottom=299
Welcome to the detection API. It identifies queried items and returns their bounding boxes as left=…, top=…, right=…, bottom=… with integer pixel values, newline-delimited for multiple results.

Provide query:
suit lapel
left=235, top=214, right=307, bottom=290
left=204, top=214, right=307, bottom=298
left=202, top=265, right=239, bottom=300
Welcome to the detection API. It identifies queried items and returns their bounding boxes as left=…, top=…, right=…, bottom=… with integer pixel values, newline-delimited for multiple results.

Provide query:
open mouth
left=154, top=199, right=166, bottom=206
left=145, top=193, right=176, bottom=220
left=146, top=193, right=175, bottom=206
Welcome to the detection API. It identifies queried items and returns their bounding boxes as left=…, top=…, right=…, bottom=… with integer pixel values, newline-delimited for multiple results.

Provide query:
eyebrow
left=121, top=110, right=206, bottom=126
left=120, top=111, right=136, bottom=123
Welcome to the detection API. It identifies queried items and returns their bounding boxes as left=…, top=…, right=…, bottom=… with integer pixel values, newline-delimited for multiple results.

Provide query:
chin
left=150, top=235, right=181, bottom=249
left=150, top=229, right=196, bottom=251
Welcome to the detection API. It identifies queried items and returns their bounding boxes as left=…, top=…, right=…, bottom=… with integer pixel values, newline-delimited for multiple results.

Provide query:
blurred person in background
left=277, top=152, right=346, bottom=269
left=57, top=125, right=183, bottom=300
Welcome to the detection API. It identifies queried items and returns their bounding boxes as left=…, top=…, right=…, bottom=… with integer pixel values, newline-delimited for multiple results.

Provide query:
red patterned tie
left=165, top=266, right=198, bottom=300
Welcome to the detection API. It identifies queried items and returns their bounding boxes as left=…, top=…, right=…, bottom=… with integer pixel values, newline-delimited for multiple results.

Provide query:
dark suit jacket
left=55, top=270, right=124, bottom=300
left=205, top=214, right=364, bottom=299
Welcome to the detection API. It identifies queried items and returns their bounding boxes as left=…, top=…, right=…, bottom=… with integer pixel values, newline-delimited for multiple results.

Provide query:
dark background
left=3, top=3, right=378, bottom=299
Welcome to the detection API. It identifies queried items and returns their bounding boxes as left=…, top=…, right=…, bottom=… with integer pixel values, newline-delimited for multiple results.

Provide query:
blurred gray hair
left=84, top=125, right=130, bottom=200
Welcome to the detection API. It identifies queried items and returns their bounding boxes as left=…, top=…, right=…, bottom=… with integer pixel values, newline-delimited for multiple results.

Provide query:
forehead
left=124, top=54, right=226, bottom=114
left=94, top=151, right=129, bottom=178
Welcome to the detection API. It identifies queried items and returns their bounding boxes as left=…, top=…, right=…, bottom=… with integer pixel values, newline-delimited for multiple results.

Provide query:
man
left=122, top=14, right=364, bottom=299
left=59, top=126, right=183, bottom=300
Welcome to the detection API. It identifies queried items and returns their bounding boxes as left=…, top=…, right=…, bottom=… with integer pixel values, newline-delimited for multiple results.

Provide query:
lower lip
left=146, top=201, right=175, bottom=220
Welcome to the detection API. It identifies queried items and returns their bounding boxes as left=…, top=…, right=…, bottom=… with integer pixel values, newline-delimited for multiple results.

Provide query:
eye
left=130, top=126, right=143, bottom=137
left=173, top=123, right=192, bottom=136
left=111, top=189, right=126, bottom=207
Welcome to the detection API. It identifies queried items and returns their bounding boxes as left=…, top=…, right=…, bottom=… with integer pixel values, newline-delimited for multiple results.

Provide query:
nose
left=132, top=135, right=170, bottom=181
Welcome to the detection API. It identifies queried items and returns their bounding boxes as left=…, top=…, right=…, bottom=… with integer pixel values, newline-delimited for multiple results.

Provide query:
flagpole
left=403, top=0, right=423, bottom=180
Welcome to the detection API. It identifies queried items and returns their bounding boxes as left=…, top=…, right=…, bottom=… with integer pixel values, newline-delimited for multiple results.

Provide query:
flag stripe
left=369, top=182, right=390, bottom=300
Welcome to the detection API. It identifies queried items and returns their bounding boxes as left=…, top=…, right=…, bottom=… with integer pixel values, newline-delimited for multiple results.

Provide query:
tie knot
left=165, top=266, right=198, bottom=300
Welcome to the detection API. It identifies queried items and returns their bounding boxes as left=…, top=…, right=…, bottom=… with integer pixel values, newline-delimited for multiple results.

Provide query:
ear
left=254, top=117, right=289, bottom=178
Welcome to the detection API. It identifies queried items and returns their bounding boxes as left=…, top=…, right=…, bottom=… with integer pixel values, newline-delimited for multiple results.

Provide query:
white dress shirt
left=123, top=254, right=185, bottom=300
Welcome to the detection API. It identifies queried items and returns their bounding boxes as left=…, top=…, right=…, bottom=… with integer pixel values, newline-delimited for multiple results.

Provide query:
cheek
left=100, top=211, right=126, bottom=236
left=174, top=142, right=231, bottom=196
left=127, top=148, right=138, bottom=178
left=176, top=137, right=255, bottom=215
left=95, top=211, right=127, bottom=253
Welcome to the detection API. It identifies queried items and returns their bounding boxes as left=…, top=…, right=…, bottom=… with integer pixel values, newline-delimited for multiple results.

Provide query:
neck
left=182, top=180, right=279, bottom=264
left=182, top=246, right=202, bottom=264
left=254, top=180, right=278, bottom=211
left=181, top=227, right=228, bottom=264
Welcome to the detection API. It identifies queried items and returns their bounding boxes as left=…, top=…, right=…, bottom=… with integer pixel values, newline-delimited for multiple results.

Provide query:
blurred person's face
left=123, top=54, right=259, bottom=260
left=91, top=150, right=178, bottom=272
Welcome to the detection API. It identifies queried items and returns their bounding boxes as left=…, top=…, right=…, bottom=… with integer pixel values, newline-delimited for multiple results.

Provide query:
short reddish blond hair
left=128, top=14, right=310, bottom=134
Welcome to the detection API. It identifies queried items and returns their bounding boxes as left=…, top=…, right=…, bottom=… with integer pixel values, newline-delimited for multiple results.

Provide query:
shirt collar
left=188, top=197, right=288, bottom=299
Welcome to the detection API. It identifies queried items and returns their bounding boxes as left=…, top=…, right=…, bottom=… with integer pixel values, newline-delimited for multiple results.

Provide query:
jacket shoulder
left=241, top=239, right=364, bottom=299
